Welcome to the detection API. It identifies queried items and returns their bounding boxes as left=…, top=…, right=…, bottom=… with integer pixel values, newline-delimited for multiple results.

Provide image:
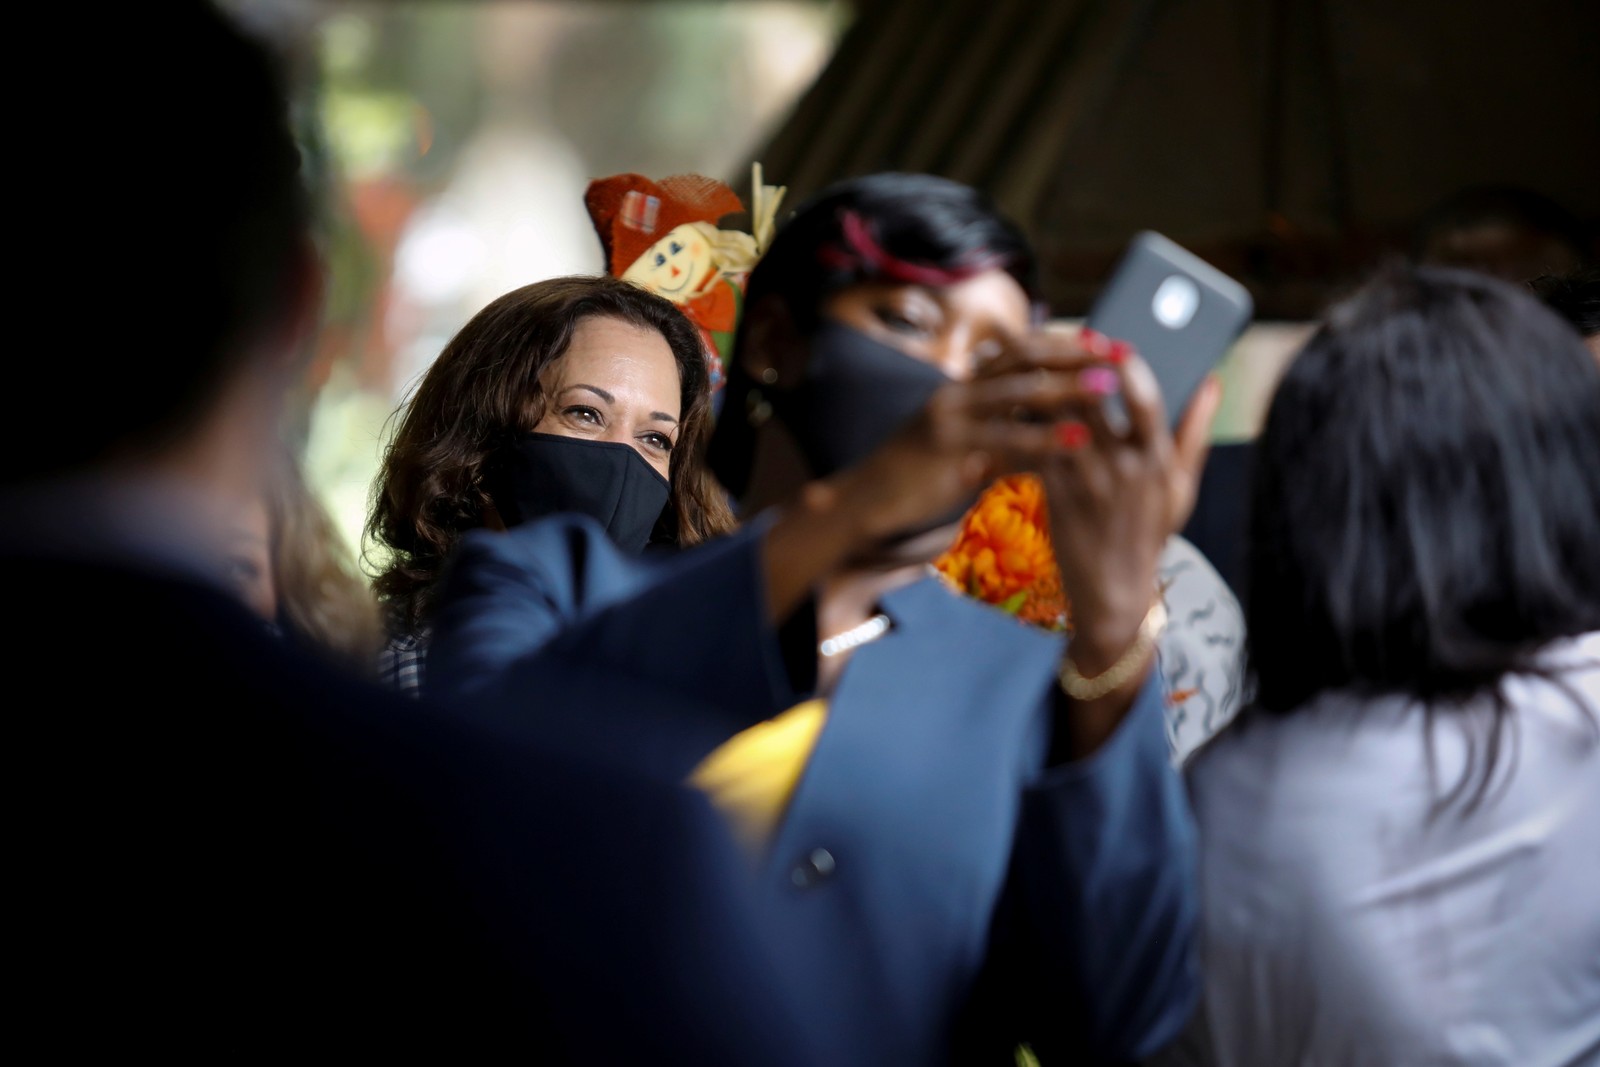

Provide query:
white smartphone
left=1085, top=231, right=1253, bottom=428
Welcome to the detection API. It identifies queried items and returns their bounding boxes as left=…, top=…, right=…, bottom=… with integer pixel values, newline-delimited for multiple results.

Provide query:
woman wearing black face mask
left=365, top=274, right=736, bottom=696
left=714, top=173, right=1245, bottom=752
left=426, top=174, right=1221, bottom=1064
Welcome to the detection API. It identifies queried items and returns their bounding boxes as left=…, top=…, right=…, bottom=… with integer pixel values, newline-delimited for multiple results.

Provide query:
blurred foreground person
left=1159, top=265, right=1600, bottom=1066
left=367, top=274, right=734, bottom=695
left=221, top=439, right=385, bottom=675
left=3, top=4, right=828, bottom=1060
left=430, top=173, right=1214, bottom=1063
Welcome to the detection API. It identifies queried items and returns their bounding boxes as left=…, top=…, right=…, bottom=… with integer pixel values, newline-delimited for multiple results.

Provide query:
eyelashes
left=559, top=406, right=673, bottom=452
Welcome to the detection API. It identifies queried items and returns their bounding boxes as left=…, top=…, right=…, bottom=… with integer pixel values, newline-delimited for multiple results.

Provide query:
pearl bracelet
left=1058, top=599, right=1168, bottom=701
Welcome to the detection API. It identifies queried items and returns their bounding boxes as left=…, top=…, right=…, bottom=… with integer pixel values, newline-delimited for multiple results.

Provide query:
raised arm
left=985, top=333, right=1220, bottom=1057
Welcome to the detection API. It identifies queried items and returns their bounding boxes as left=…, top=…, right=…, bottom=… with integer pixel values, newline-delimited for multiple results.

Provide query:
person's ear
left=740, top=294, right=807, bottom=388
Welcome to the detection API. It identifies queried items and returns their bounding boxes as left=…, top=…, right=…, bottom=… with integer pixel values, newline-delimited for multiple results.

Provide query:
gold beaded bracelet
left=1058, top=599, right=1168, bottom=701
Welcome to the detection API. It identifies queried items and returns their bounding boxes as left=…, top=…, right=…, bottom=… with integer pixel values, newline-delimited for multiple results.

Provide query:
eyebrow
left=563, top=383, right=679, bottom=425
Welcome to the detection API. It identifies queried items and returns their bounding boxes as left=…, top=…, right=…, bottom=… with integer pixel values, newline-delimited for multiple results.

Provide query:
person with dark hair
left=3, top=4, right=842, bottom=1060
left=1156, top=264, right=1600, bottom=1065
left=366, top=273, right=735, bottom=694
left=1530, top=264, right=1600, bottom=361
left=1413, top=184, right=1591, bottom=284
left=427, top=171, right=1217, bottom=1062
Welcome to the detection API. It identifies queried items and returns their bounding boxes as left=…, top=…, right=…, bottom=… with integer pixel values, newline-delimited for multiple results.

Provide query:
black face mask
left=769, top=318, right=951, bottom=479
left=490, top=433, right=671, bottom=555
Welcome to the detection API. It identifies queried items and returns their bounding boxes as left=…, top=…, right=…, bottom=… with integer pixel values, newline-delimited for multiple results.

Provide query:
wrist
left=1064, top=590, right=1154, bottom=671
left=1059, top=598, right=1166, bottom=702
left=823, top=463, right=895, bottom=545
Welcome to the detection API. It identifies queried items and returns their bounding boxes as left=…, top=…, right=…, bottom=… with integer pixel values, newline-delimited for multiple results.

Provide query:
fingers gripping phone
left=1085, top=231, right=1253, bottom=429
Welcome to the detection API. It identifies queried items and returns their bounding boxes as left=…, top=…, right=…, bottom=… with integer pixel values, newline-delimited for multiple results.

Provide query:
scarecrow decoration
left=585, top=164, right=785, bottom=392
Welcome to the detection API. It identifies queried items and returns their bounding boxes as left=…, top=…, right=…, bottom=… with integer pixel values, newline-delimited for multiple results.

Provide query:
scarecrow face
left=620, top=223, right=716, bottom=303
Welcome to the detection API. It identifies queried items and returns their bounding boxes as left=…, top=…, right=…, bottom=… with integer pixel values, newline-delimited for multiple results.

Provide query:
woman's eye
left=564, top=405, right=602, bottom=425
left=875, top=306, right=931, bottom=335
left=641, top=431, right=674, bottom=452
left=654, top=252, right=666, bottom=268
left=668, top=241, right=683, bottom=255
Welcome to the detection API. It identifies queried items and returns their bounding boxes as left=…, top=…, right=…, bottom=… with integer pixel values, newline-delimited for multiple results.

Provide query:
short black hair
left=1245, top=262, right=1600, bottom=800
left=1529, top=266, right=1600, bottom=338
left=10, top=2, right=309, bottom=483
left=742, top=171, right=1040, bottom=334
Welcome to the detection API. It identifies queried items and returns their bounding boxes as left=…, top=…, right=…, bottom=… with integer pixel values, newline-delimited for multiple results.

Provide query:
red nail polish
left=1108, top=340, right=1131, bottom=364
left=1055, top=420, right=1090, bottom=449
left=1080, top=327, right=1108, bottom=356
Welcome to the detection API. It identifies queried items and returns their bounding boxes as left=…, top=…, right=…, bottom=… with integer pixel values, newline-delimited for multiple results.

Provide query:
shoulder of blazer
left=879, top=573, right=1066, bottom=659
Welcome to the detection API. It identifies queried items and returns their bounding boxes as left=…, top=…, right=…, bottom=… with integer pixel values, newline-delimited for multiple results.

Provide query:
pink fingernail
left=1080, top=367, right=1118, bottom=396
left=1080, top=327, right=1109, bottom=356
left=1107, top=339, right=1133, bottom=364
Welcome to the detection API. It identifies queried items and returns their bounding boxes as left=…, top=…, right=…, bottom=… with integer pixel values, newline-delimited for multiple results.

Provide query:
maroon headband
left=816, top=209, right=1008, bottom=288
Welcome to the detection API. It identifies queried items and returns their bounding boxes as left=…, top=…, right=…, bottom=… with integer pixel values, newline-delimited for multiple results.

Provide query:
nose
left=670, top=265, right=681, bottom=278
left=937, top=342, right=975, bottom=382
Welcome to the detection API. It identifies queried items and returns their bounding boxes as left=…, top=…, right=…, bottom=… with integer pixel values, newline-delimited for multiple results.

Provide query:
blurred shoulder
left=1159, top=534, right=1241, bottom=621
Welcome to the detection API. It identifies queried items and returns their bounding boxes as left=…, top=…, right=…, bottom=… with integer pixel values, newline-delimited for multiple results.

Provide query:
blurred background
left=227, top=0, right=1598, bottom=566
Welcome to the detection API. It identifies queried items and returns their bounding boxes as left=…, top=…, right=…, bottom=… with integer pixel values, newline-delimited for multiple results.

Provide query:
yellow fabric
left=688, top=699, right=828, bottom=853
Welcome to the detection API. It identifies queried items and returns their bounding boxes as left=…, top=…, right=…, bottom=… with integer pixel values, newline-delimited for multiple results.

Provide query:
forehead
left=544, top=315, right=683, bottom=403
left=937, top=269, right=1032, bottom=328
left=644, top=223, right=706, bottom=253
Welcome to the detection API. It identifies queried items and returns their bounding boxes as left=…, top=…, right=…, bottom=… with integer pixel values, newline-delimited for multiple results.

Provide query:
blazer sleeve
left=984, top=673, right=1201, bottom=1063
left=427, top=514, right=797, bottom=761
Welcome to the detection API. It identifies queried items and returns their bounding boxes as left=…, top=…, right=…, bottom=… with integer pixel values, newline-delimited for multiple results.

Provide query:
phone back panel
left=1085, top=231, right=1254, bottom=426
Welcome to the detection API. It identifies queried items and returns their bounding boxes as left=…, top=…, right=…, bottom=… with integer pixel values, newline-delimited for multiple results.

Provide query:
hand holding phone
left=1085, top=231, right=1253, bottom=429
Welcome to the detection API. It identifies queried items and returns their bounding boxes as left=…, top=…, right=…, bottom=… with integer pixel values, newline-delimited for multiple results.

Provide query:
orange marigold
left=934, top=474, right=1070, bottom=630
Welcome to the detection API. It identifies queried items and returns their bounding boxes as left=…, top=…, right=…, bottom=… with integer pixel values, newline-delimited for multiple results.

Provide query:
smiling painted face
left=619, top=223, right=718, bottom=304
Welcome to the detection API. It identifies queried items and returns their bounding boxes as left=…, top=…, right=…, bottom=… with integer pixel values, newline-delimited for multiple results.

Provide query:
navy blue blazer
left=430, top=515, right=1201, bottom=1064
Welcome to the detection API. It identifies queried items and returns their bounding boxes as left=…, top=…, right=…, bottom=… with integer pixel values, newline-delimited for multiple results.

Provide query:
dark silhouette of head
left=10, top=2, right=312, bottom=485
left=1413, top=185, right=1590, bottom=284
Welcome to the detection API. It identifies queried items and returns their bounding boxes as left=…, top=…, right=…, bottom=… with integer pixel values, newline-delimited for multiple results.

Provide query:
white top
left=1162, top=631, right=1600, bottom=1067
left=1156, top=534, right=1247, bottom=765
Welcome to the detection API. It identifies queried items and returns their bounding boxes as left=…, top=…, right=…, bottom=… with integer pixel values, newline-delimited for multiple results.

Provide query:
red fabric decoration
left=585, top=173, right=745, bottom=276
left=684, top=278, right=739, bottom=333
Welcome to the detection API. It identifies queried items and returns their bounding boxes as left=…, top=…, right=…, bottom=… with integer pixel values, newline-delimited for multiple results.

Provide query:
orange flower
left=934, top=475, right=1070, bottom=630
